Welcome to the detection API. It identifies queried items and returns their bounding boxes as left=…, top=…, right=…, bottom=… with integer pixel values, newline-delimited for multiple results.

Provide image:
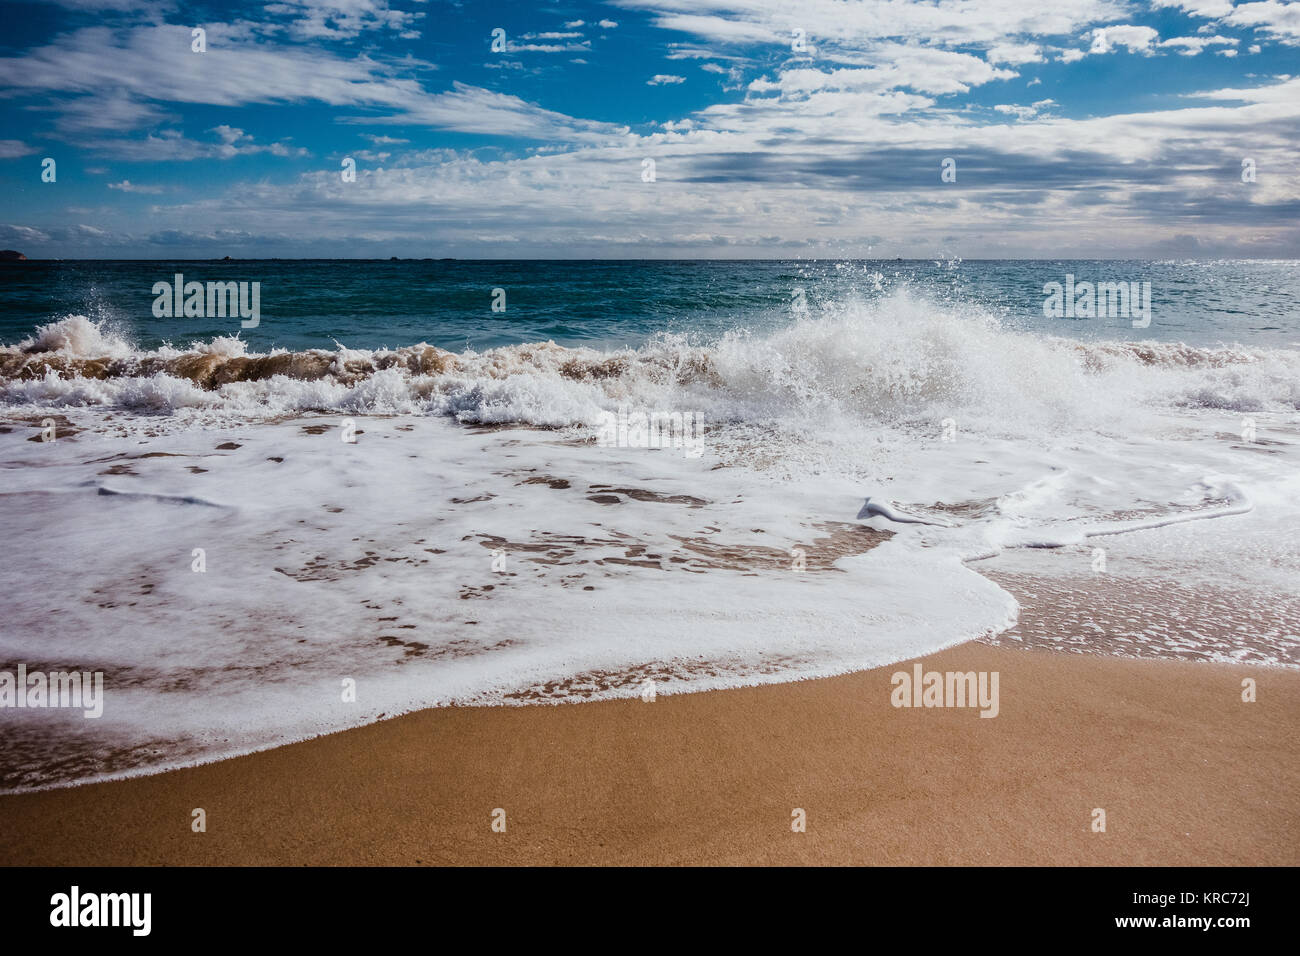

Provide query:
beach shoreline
left=2, top=641, right=1294, bottom=867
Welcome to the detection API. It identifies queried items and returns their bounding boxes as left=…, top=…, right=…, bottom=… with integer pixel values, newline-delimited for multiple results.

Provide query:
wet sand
left=1, top=641, right=1294, bottom=866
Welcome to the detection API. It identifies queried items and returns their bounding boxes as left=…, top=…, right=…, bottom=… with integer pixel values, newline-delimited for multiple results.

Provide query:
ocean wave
left=3, top=295, right=1299, bottom=428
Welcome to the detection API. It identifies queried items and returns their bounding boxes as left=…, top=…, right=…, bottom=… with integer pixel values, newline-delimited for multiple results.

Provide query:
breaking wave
left=3, top=293, right=1299, bottom=429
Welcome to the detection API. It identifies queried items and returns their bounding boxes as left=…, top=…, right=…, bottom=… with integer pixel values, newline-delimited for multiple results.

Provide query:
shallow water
left=1, top=260, right=1297, bottom=790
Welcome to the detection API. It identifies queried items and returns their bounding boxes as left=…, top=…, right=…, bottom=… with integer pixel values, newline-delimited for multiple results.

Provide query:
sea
left=1, top=258, right=1298, bottom=789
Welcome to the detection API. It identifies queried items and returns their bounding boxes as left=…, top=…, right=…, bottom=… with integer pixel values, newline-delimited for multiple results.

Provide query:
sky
left=0, top=0, right=1297, bottom=259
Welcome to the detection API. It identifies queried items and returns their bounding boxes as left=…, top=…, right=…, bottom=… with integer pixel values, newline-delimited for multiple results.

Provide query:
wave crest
left=3, top=296, right=1298, bottom=427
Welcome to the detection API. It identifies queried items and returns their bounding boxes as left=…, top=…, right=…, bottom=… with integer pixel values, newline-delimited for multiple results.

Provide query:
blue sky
left=1, top=0, right=1298, bottom=258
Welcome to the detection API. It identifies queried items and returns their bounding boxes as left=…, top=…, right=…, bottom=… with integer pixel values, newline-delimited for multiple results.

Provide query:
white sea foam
left=1, top=290, right=1297, bottom=790
left=4, top=292, right=1300, bottom=431
left=16, top=314, right=139, bottom=359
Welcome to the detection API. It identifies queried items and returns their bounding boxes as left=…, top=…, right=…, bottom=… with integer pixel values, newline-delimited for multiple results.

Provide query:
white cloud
left=0, top=140, right=38, bottom=159
left=1160, top=35, right=1240, bottom=55
left=107, top=179, right=163, bottom=193
left=211, top=124, right=247, bottom=145
left=1182, top=74, right=1300, bottom=102
left=1223, top=1, right=1300, bottom=45
left=986, top=43, right=1044, bottom=65
left=262, top=1, right=423, bottom=40
left=1089, top=25, right=1159, bottom=55
left=510, top=41, right=592, bottom=53
left=73, top=126, right=308, bottom=161
left=0, top=224, right=50, bottom=245
left=47, top=91, right=173, bottom=135
left=0, top=25, right=621, bottom=147
left=139, top=70, right=1299, bottom=257
left=612, top=0, right=1131, bottom=61
left=7, top=0, right=1300, bottom=257
left=1151, top=0, right=1235, bottom=16
left=348, top=82, right=629, bottom=143
left=0, top=25, right=431, bottom=109
left=648, top=74, right=686, bottom=85
left=749, top=47, right=1017, bottom=97
left=993, top=98, right=1057, bottom=120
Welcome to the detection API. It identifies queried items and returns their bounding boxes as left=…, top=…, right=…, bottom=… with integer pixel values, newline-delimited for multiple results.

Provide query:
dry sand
left=1, top=641, right=1295, bottom=866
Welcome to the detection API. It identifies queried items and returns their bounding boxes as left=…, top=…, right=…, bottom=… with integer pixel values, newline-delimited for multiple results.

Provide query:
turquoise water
left=3, top=259, right=1298, bottom=352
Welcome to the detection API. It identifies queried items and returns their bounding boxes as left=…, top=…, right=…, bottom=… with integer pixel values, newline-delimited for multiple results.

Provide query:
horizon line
left=5, top=256, right=1299, bottom=263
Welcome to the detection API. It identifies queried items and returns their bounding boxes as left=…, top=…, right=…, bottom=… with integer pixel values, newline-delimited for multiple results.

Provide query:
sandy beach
left=2, top=639, right=1294, bottom=867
